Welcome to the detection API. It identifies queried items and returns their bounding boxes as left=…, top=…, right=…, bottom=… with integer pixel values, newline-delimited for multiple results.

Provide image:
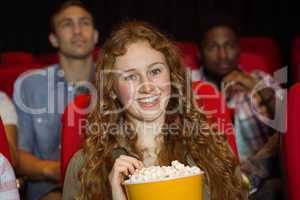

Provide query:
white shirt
left=0, top=153, right=20, bottom=199
left=0, top=92, right=17, bottom=125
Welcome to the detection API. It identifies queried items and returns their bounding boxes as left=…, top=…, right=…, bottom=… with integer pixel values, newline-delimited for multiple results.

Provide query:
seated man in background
left=196, top=14, right=282, bottom=200
left=0, top=91, right=18, bottom=168
left=13, top=1, right=99, bottom=199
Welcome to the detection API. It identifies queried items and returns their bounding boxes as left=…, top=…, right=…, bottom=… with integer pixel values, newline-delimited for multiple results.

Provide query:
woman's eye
left=149, top=68, right=162, bottom=76
left=124, top=74, right=138, bottom=81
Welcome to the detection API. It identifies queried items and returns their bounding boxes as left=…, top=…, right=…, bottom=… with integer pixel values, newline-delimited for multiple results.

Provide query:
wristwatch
left=242, top=173, right=260, bottom=195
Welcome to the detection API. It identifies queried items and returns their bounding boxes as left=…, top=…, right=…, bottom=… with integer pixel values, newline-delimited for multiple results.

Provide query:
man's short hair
left=50, top=0, right=94, bottom=33
left=199, top=11, right=241, bottom=44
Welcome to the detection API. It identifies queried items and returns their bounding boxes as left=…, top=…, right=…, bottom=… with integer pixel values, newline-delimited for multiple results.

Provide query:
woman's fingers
left=113, top=155, right=144, bottom=177
left=116, top=159, right=136, bottom=175
left=116, top=165, right=130, bottom=176
left=109, top=155, right=145, bottom=194
left=118, top=155, right=144, bottom=170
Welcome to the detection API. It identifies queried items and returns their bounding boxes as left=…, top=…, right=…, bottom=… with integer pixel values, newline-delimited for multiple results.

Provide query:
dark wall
left=0, top=0, right=293, bottom=65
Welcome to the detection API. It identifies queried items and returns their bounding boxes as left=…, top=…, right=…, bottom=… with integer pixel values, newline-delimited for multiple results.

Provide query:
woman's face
left=113, top=41, right=171, bottom=122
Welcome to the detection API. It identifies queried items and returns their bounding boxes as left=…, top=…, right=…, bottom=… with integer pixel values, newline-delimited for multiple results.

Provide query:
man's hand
left=223, top=70, right=257, bottom=91
left=17, top=150, right=61, bottom=182
left=42, top=160, right=61, bottom=182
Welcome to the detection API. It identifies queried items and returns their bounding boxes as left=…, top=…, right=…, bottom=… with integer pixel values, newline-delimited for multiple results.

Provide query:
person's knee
left=40, top=191, right=62, bottom=200
left=250, top=178, right=282, bottom=200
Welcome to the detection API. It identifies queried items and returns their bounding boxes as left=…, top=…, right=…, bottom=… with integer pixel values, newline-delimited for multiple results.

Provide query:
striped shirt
left=194, top=67, right=281, bottom=179
left=0, top=153, right=20, bottom=199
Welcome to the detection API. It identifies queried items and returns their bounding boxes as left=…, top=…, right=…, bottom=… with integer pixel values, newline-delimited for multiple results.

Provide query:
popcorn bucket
left=124, top=173, right=204, bottom=200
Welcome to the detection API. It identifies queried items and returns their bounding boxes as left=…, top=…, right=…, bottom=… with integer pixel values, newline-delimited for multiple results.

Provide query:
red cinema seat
left=0, top=64, right=42, bottom=97
left=291, top=37, right=300, bottom=82
left=0, top=117, right=11, bottom=162
left=239, top=51, right=271, bottom=74
left=192, top=81, right=239, bottom=157
left=35, top=52, right=59, bottom=66
left=240, top=36, right=281, bottom=73
left=1, top=51, right=35, bottom=65
left=92, top=47, right=101, bottom=62
left=36, top=47, right=101, bottom=66
left=61, top=94, right=91, bottom=183
left=283, top=83, right=300, bottom=200
left=175, top=41, right=200, bottom=70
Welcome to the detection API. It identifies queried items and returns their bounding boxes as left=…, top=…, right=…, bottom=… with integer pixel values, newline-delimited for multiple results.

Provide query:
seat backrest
left=0, top=117, right=11, bottom=163
left=92, top=47, right=101, bottom=62
left=291, top=37, right=300, bottom=82
left=240, top=36, right=281, bottom=71
left=283, top=83, right=300, bottom=200
left=35, top=52, right=59, bottom=66
left=0, top=64, right=43, bottom=97
left=175, top=41, right=200, bottom=70
left=61, top=94, right=91, bottom=183
left=61, top=82, right=240, bottom=182
left=1, top=51, right=35, bottom=65
left=192, top=81, right=239, bottom=157
left=239, top=51, right=271, bottom=74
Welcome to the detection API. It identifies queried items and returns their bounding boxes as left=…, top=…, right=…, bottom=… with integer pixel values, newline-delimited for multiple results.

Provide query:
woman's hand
left=109, top=155, right=144, bottom=200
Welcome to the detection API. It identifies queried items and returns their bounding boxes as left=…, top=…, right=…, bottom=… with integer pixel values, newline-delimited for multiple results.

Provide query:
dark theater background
left=0, top=0, right=292, bottom=69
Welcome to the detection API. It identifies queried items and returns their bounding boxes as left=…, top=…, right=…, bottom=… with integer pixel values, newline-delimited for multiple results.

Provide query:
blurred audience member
left=196, top=13, right=282, bottom=200
left=13, top=1, right=98, bottom=199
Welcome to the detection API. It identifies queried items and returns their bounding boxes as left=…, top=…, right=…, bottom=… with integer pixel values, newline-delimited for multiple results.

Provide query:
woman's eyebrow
left=120, top=62, right=165, bottom=73
left=147, top=62, right=165, bottom=68
left=122, top=68, right=136, bottom=73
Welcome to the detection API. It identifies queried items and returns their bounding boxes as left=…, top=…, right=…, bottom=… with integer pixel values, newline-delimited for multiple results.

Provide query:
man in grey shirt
left=13, top=1, right=99, bottom=199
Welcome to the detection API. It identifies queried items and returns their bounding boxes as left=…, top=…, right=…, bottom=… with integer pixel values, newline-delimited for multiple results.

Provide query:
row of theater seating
left=0, top=48, right=101, bottom=66
left=0, top=37, right=285, bottom=98
left=0, top=37, right=283, bottom=72
left=0, top=37, right=282, bottom=67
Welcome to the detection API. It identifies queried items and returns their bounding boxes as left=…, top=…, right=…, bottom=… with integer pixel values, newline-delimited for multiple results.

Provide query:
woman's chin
left=136, top=110, right=165, bottom=122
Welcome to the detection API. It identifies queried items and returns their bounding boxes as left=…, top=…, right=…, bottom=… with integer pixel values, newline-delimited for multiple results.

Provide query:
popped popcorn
left=124, top=160, right=202, bottom=184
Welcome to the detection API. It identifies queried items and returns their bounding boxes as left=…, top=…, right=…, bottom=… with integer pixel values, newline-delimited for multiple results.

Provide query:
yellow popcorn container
left=124, top=173, right=204, bottom=200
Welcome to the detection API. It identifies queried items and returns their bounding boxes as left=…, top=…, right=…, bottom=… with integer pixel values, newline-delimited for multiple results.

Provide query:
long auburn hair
left=78, top=21, right=244, bottom=199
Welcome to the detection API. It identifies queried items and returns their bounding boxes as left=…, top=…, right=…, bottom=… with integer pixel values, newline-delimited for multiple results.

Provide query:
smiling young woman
left=62, top=21, right=247, bottom=200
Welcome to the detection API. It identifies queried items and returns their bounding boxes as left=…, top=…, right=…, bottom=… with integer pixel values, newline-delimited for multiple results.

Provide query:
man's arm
left=251, top=132, right=280, bottom=164
left=223, top=70, right=276, bottom=118
left=3, top=125, right=18, bottom=168
left=18, top=150, right=60, bottom=181
left=13, top=77, right=60, bottom=182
